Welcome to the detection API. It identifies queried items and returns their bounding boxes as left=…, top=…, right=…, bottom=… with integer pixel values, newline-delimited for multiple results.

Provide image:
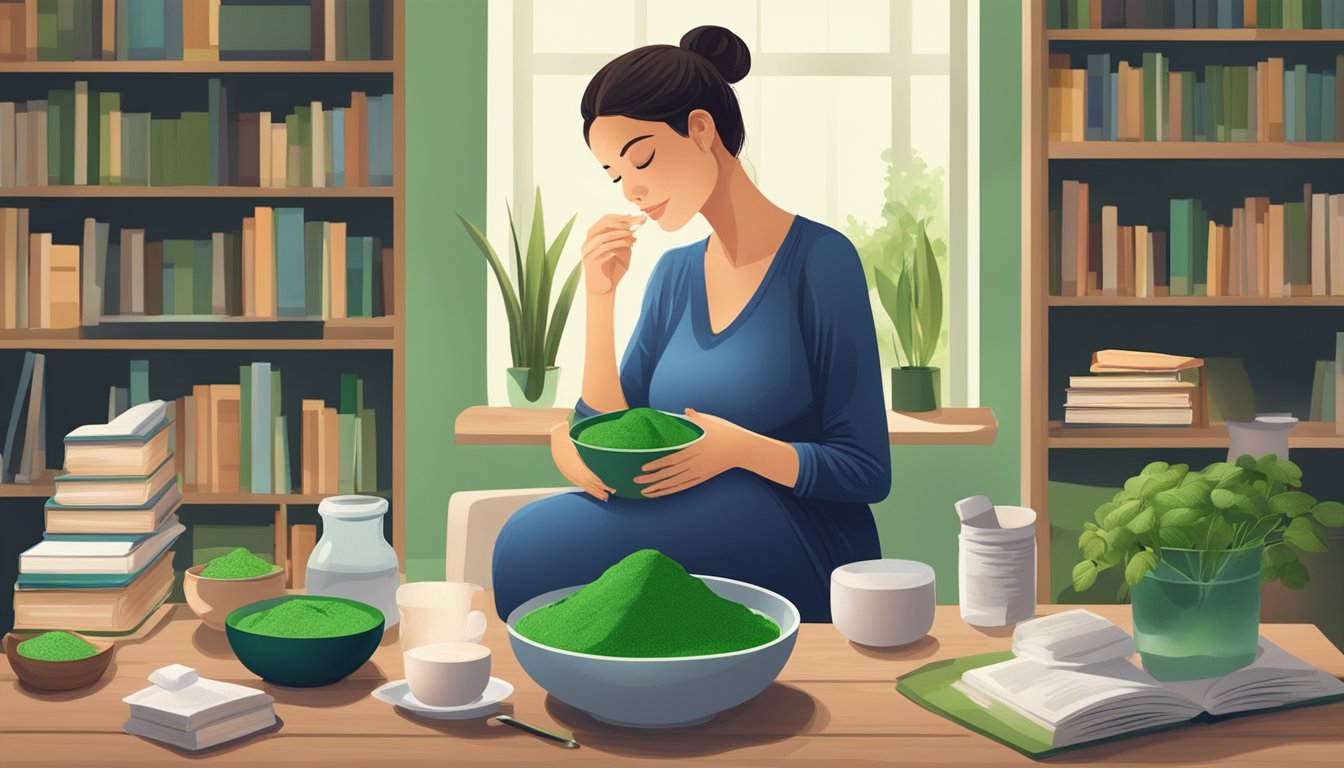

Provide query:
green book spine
left=115, top=0, right=128, bottom=59
left=207, top=79, right=221, bottom=186
left=1324, top=360, right=1337, bottom=420
left=129, top=359, right=150, bottom=406
left=304, top=220, right=322, bottom=315
left=361, top=237, right=373, bottom=316
left=1235, top=66, right=1250, bottom=141
left=295, top=105, right=311, bottom=187
left=1143, top=52, right=1159, bottom=141
left=98, top=92, right=119, bottom=184
left=1294, top=64, right=1309, bottom=141
left=1285, top=202, right=1309, bottom=286
left=1310, top=0, right=1322, bottom=27
left=192, top=239, right=212, bottom=314
left=178, top=112, right=209, bottom=186
left=1259, top=0, right=1273, bottom=25
left=337, top=413, right=356, bottom=494
left=150, top=118, right=166, bottom=185
left=356, top=377, right=364, bottom=412
left=345, top=0, right=372, bottom=60
left=37, top=0, right=58, bottom=60
left=274, top=415, right=290, bottom=494
left=1193, top=202, right=1209, bottom=296
left=339, top=373, right=359, bottom=415
left=87, top=88, right=100, bottom=186
left=270, top=368, right=282, bottom=490
left=284, top=112, right=298, bottom=185
left=55, top=0, right=75, bottom=60
left=168, top=240, right=194, bottom=315
left=1170, top=199, right=1191, bottom=296
left=239, top=365, right=251, bottom=490
left=1047, top=0, right=1062, bottom=28
left=1075, top=0, right=1091, bottom=28
left=1181, top=71, right=1196, bottom=141
left=357, top=408, right=376, bottom=491
left=48, top=88, right=74, bottom=184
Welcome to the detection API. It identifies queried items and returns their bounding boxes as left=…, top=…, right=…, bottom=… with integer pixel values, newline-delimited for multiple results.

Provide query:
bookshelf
left=1024, top=4, right=1344, bottom=602
left=0, top=0, right=408, bottom=605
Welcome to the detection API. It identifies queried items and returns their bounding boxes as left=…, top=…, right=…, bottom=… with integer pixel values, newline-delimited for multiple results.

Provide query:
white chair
left=444, top=487, right=577, bottom=588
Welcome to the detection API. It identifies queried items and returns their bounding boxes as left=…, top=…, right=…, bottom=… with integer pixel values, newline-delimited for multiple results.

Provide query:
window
left=485, top=0, right=979, bottom=408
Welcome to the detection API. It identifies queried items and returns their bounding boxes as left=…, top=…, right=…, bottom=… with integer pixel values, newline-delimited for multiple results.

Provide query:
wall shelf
left=1049, top=141, right=1344, bottom=160
left=0, top=61, right=394, bottom=74
left=1048, top=296, right=1344, bottom=306
left=0, top=186, right=394, bottom=198
left=1049, top=421, right=1344, bottom=449
left=0, top=484, right=391, bottom=502
left=1048, top=29, right=1344, bottom=42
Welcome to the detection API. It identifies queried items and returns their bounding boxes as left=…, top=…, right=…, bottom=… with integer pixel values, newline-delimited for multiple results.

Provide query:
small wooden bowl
left=4, top=631, right=115, bottom=691
left=184, top=563, right=287, bottom=631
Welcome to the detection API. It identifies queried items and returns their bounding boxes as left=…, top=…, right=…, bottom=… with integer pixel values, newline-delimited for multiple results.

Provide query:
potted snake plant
left=874, top=220, right=944, bottom=413
left=459, top=188, right=581, bottom=408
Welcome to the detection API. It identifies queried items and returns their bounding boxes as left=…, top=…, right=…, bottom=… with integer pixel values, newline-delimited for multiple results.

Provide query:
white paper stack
left=122, top=665, right=276, bottom=751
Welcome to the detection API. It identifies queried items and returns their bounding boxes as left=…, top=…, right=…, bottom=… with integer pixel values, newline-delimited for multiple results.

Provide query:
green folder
left=1143, top=53, right=1159, bottom=141
left=357, top=407, right=377, bottom=491
left=339, top=373, right=359, bottom=415
left=239, top=364, right=252, bottom=490
left=192, top=239, right=212, bottom=314
left=178, top=112, right=209, bottom=186
left=897, top=652, right=1344, bottom=760
left=304, top=220, right=323, bottom=316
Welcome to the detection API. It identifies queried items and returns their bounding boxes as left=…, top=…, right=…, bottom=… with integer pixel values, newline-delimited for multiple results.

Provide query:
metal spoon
left=493, top=715, right=581, bottom=749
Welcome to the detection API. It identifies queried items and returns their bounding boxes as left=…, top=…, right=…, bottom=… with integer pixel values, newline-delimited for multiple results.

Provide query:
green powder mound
left=234, top=598, right=381, bottom=638
left=576, top=407, right=700, bottom=449
left=16, top=631, right=100, bottom=661
left=200, top=547, right=280, bottom=579
left=516, top=549, right=780, bottom=657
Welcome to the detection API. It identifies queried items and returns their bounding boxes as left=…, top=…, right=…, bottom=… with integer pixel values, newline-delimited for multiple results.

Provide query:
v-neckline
left=694, top=215, right=802, bottom=344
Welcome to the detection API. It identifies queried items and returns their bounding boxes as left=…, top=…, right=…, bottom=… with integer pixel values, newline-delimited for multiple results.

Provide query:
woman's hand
left=551, top=420, right=615, bottom=501
left=582, top=213, right=645, bottom=295
left=634, top=408, right=752, bottom=498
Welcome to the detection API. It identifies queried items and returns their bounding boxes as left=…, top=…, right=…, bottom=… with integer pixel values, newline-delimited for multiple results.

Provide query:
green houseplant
left=459, top=188, right=580, bottom=408
left=873, top=220, right=943, bottom=412
left=1072, top=454, right=1344, bottom=681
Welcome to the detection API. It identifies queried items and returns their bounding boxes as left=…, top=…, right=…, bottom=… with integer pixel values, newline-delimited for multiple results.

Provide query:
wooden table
left=4, top=599, right=1343, bottom=766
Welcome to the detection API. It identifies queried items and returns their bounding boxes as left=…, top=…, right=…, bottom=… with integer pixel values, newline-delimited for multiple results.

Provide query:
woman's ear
left=687, top=109, right=717, bottom=152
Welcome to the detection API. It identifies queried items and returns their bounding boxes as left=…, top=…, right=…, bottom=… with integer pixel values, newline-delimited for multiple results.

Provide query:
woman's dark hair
left=581, top=26, right=751, bottom=156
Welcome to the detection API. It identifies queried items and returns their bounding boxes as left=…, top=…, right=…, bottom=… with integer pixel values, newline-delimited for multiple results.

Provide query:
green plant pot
left=1131, top=543, right=1263, bottom=682
left=891, top=367, right=940, bottom=413
left=506, top=366, right=560, bottom=408
left=569, top=410, right=705, bottom=499
left=224, top=595, right=384, bottom=687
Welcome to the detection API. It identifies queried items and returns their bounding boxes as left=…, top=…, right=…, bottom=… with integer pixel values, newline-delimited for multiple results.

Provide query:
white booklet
left=957, top=611, right=1344, bottom=749
left=124, top=706, right=276, bottom=752
left=123, top=670, right=273, bottom=732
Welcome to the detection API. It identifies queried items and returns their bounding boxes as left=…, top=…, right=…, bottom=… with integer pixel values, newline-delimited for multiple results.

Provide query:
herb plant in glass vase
left=459, top=188, right=580, bottom=408
left=874, top=220, right=943, bottom=413
left=1072, top=454, right=1344, bottom=682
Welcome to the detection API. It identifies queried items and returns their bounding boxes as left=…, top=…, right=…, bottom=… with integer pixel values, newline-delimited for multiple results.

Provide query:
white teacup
left=397, top=581, right=485, bottom=652
left=831, top=559, right=936, bottom=647
left=404, top=642, right=491, bottom=708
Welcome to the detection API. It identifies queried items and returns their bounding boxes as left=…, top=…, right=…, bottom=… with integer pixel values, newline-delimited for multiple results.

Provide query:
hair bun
left=680, top=25, right=751, bottom=84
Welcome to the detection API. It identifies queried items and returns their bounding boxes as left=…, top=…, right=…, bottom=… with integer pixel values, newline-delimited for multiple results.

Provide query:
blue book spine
left=274, top=207, right=306, bottom=316
left=162, top=265, right=175, bottom=315
left=250, top=362, right=272, bottom=493
left=1109, top=72, right=1119, bottom=140
left=127, top=0, right=166, bottom=60
left=164, top=0, right=182, bottom=60
left=346, top=236, right=364, bottom=317
left=333, top=108, right=345, bottom=187
left=361, top=238, right=373, bottom=315
left=207, top=78, right=221, bottom=186
left=1175, top=0, right=1195, bottom=26
left=1307, top=72, right=1322, bottom=141
left=1231, top=0, right=1244, bottom=26
left=1322, top=73, right=1335, bottom=139
left=1217, top=0, right=1233, bottom=27
left=129, top=359, right=150, bottom=406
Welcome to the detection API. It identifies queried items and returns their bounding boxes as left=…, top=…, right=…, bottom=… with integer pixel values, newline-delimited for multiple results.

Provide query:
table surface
left=3, top=598, right=1343, bottom=767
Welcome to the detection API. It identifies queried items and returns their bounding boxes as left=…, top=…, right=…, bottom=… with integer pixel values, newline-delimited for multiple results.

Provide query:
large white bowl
left=506, top=575, right=800, bottom=728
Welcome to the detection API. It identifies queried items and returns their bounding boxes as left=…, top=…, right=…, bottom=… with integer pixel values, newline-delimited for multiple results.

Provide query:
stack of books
left=1065, top=350, right=1205, bottom=426
left=13, top=400, right=182, bottom=635
left=123, top=664, right=277, bottom=752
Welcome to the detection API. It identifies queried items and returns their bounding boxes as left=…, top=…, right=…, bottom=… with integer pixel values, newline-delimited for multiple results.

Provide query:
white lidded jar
left=958, top=505, right=1037, bottom=627
left=307, top=495, right=400, bottom=627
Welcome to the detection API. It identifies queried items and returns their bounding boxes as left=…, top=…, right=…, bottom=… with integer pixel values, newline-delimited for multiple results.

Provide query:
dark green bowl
left=569, top=410, right=705, bottom=499
left=224, top=595, right=384, bottom=687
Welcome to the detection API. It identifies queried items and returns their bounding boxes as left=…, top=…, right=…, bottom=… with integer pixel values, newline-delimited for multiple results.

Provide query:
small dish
left=372, top=677, right=513, bottom=720
left=184, top=563, right=287, bottom=631
left=4, top=631, right=115, bottom=691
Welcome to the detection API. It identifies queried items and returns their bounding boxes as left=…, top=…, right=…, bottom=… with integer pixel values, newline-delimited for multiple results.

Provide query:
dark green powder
left=516, top=549, right=780, bottom=657
left=200, top=547, right=280, bottom=579
left=234, top=598, right=381, bottom=638
left=576, top=408, right=700, bottom=449
left=16, top=631, right=100, bottom=661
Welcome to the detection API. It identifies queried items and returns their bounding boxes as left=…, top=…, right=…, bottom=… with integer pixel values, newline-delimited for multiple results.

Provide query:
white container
left=830, top=560, right=935, bottom=647
left=1225, top=415, right=1298, bottom=462
left=404, top=642, right=492, bottom=707
left=397, top=581, right=486, bottom=651
left=958, top=505, right=1036, bottom=627
left=307, top=495, right=401, bottom=627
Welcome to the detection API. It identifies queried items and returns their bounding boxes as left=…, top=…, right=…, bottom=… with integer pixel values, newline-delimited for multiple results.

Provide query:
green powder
left=234, top=598, right=381, bottom=638
left=516, top=549, right=780, bottom=657
left=576, top=407, right=700, bottom=449
left=16, top=631, right=100, bottom=661
left=200, top=547, right=280, bottom=579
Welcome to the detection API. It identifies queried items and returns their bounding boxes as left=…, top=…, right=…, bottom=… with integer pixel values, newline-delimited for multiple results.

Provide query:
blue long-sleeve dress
left=491, top=215, right=892, bottom=622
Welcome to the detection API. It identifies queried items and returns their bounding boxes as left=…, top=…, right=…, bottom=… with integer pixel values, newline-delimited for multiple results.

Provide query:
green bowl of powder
left=225, top=595, right=384, bottom=687
left=570, top=408, right=705, bottom=499
left=4, top=630, right=114, bottom=691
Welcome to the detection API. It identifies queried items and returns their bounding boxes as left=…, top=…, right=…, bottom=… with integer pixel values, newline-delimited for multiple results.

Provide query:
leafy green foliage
left=459, top=188, right=580, bottom=401
left=1072, top=454, right=1340, bottom=595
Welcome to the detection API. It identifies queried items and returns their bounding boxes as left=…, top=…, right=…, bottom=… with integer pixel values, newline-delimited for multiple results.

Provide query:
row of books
left=1048, top=54, right=1344, bottom=142
left=0, top=0, right=392, bottom=62
left=1064, top=349, right=1205, bottom=426
left=1, top=351, right=47, bottom=483
left=1048, top=0, right=1344, bottom=29
left=0, top=208, right=391, bottom=329
left=0, top=80, right=394, bottom=188
left=14, top=401, right=182, bottom=635
left=1050, top=182, right=1344, bottom=297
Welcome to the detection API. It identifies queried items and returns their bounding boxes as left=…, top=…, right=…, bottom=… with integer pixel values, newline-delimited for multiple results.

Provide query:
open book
left=954, top=610, right=1344, bottom=750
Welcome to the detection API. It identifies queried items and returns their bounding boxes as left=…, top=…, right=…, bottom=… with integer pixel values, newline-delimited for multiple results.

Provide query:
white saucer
left=372, top=677, right=513, bottom=720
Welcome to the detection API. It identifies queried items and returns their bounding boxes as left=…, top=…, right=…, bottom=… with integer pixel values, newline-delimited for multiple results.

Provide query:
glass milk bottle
left=307, top=495, right=401, bottom=627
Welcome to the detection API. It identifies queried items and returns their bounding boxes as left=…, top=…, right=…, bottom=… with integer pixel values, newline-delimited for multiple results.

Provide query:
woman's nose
left=625, top=180, right=648, bottom=202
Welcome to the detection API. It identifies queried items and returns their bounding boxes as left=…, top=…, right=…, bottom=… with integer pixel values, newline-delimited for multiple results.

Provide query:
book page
left=1161, top=638, right=1344, bottom=716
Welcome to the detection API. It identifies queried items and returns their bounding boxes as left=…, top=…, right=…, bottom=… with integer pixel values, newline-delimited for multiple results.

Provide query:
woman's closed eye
left=610, top=150, right=655, bottom=184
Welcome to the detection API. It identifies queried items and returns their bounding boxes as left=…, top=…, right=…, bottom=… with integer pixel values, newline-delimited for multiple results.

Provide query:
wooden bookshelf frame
left=1025, top=14, right=1344, bottom=603
left=0, top=5, right=408, bottom=572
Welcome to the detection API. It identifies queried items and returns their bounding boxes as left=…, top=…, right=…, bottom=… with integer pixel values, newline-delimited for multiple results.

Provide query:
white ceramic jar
left=958, top=505, right=1036, bottom=627
left=307, top=495, right=401, bottom=627
left=830, top=559, right=936, bottom=647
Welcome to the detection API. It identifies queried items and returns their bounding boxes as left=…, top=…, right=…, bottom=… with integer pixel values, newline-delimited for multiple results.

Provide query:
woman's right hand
left=582, top=213, right=645, bottom=295
left=551, top=420, right=615, bottom=501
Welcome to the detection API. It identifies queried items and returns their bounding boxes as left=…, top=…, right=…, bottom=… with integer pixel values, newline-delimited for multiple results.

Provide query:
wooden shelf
left=0, top=318, right=395, bottom=349
left=0, top=186, right=394, bottom=198
left=0, top=484, right=391, bottom=502
left=1048, top=29, right=1344, bottom=42
left=454, top=406, right=999, bottom=447
left=1049, top=420, right=1344, bottom=449
left=1049, top=295, right=1344, bottom=306
left=1049, top=141, right=1344, bottom=159
left=0, top=60, right=394, bottom=74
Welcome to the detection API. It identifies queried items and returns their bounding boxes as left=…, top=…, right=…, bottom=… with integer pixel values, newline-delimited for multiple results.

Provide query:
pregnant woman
left=492, top=26, right=891, bottom=623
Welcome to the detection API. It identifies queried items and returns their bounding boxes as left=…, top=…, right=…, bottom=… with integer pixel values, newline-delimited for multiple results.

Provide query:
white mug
left=404, top=642, right=491, bottom=707
left=396, top=581, right=484, bottom=651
